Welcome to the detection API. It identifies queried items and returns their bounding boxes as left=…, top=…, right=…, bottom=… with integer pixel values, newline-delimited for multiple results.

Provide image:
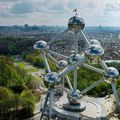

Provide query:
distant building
left=32, top=25, right=39, bottom=31
left=99, top=25, right=102, bottom=32
left=110, top=33, right=113, bottom=39
left=117, top=33, right=120, bottom=39
left=24, top=24, right=29, bottom=31
left=13, top=25, right=18, bottom=29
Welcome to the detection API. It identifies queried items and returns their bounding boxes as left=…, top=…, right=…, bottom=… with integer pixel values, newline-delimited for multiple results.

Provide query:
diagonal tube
left=81, top=77, right=105, bottom=95
left=48, top=50, right=68, bottom=59
left=111, top=81, right=120, bottom=107
left=42, top=53, right=51, bottom=73
left=59, top=62, right=80, bottom=78
left=65, top=75, right=73, bottom=90
left=47, top=53, right=58, bottom=63
left=60, top=85, right=70, bottom=94
left=99, top=60, right=108, bottom=71
left=81, top=63, right=105, bottom=74
left=79, top=30, right=91, bottom=46
left=48, top=28, right=69, bottom=45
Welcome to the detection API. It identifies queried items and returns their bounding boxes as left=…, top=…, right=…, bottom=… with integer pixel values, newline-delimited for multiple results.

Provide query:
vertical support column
left=73, top=67, right=77, bottom=90
left=111, top=81, right=120, bottom=107
left=48, top=89, right=54, bottom=120
left=40, top=91, right=50, bottom=120
left=73, top=32, right=78, bottom=91
left=74, top=32, right=78, bottom=53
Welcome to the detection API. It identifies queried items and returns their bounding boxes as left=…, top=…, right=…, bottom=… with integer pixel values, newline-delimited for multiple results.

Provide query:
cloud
left=0, top=0, right=120, bottom=26
left=104, top=2, right=120, bottom=19
left=0, top=0, right=14, bottom=2
left=10, top=1, right=36, bottom=14
left=105, top=4, right=120, bottom=11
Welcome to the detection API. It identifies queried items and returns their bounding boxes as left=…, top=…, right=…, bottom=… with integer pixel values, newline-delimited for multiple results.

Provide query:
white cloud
left=0, top=0, right=120, bottom=26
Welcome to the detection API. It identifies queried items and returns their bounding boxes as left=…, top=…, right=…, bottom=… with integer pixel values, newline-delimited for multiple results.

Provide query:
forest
left=0, top=55, right=41, bottom=120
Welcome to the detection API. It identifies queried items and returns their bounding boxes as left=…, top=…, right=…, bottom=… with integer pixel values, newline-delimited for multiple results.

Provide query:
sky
left=0, top=0, right=120, bottom=26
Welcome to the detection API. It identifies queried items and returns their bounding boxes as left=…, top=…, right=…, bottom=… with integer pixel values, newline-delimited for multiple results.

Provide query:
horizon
left=0, top=0, right=120, bottom=26
left=1, top=25, right=120, bottom=28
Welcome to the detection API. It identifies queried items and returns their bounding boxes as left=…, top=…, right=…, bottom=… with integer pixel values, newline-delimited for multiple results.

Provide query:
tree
left=23, top=51, right=45, bottom=68
left=20, top=90, right=35, bottom=118
left=0, top=56, right=26, bottom=88
left=0, top=55, right=41, bottom=119
left=0, top=87, right=13, bottom=119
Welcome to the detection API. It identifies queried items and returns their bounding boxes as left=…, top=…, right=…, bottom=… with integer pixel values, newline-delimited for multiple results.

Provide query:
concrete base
left=40, top=92, right=108, bottom=120
left=63, top=101, right=86, bottom=112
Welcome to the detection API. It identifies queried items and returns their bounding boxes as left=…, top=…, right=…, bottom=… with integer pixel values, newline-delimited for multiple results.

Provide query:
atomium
left=85, top=44, right=104, bottom=63
left=85, top=44, right=104, bottom=56
left=68, top=16, right=85, bottom=32
left=105, top=67, right=119, bottom=83
left=44, top=72, right=61, bottom=88
left=90, top=39, right=101, bottom=46
left=56, top=60, right=68, bottom=69
left=68, top=53, right=85, bottom=64
left=33, top=10, right=120, bottom=120
left=106, top=67, right=119, bottom=78
left=33, top=40, right=49, bottom=52
left=67, top=89, right=82, bottom=105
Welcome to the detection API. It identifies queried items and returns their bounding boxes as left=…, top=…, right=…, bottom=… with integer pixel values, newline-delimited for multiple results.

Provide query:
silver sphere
left=90, top=39, right=101, bottom=46
left=33, top=40, right=49, bottom=51
left=85, top=44, right=104, bottom=63
left=56, top=60, right=68, bottom=69
left=67, top=90, right=82, bottom=105
left=68, top=16, right=85, bottom=32
left=105, top=67, right=119, bottom=83
left=68, top=54, right=85, bottom=64
left=44, top=72, right=61, bottom=88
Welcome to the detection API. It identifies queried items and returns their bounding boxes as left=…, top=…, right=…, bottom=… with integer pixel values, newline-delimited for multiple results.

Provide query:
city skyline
left=0, top=0, right=120, bottom=26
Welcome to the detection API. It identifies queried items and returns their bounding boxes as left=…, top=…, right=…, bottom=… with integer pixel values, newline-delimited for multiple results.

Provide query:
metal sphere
left=85, top=44, right=104, bottom=63
left=44, top=72, right=61, bottom=88
left=56, top=60, right=68, bottom=69
left=68, top=16, right=85, bottom=32
left=106, top=67, right=119, bottom=78
left=105, top=67, right=119, bottom=83
left=90, top=39, right=101, bottom=46
left=68, top=54, right=85, bottom=64
left=33, top=40, right=49, bottom=51
left=67, top=90, right=82, bottom=105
